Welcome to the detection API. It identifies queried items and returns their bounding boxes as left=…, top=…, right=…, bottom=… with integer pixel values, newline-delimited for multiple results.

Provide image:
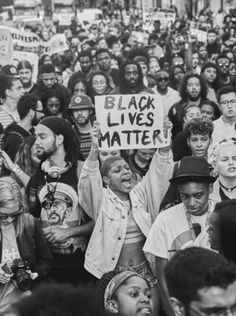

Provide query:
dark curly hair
left=179, top=73, right=207, bottom=101
left=184, top=117, right=214, bottom=138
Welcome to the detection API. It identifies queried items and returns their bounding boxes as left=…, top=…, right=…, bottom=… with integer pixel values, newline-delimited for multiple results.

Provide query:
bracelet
left=12, top=165, right=20, bottom=174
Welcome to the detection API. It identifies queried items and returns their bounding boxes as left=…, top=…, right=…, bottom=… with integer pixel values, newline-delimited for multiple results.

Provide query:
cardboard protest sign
left=95, top=94, right=170, bottom=150
left=0, top=27, right=13, bottom=66
left=190, top=28, right=207, bottom=43
left=143, top=8, right=176, bottom=32
left=13, top=51, right=38, bottom=83
left=128, top=31, right=149, bottom=46
left=0, top=26, right=40, bottom=53
left=39, top=34, right=69, bottom=56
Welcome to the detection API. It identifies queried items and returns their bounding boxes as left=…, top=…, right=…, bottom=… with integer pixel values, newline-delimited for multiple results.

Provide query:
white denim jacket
left=78, top=151, right=174, bottom=278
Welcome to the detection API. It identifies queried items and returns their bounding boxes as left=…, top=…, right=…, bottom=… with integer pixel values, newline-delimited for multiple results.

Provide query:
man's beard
left=22, top=80, right=32, bottom=88
left=36, top=142, right=57, bottom=160
left=76, top=115, right=90, bottom=126
left=187, top=92, right=201, bottom=102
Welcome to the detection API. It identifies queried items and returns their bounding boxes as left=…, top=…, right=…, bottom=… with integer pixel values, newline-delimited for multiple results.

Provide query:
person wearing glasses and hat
left=143, top=156, right=217, bottom=316
left=67, top=95, right=95, bottom=160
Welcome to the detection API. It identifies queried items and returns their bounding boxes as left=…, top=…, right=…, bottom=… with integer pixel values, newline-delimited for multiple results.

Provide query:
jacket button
left=122, top=216, right=125, bottom=219
left=118, top=237, right=121, bottom=240
left=112, top=257, right=115, bottom=260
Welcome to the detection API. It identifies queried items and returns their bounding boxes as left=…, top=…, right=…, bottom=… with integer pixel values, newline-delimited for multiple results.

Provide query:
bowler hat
left=169, top=156, right=216, bottom=184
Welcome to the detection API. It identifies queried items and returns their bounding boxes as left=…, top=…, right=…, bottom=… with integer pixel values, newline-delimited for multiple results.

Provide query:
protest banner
left=95, top=94, right=170, bottom=150
left=190, top=28, right=207, bottom=43
left=128, top=31, right=149, bottom=46
left=13, top=51, right=38, bottom=83
left=39, top=33, right=69, bottom=56
left=0, top=27, right=13, bottom=66
left=143, top=8, right=176, bottom=32
left=0, top=26, right=40, bottom=52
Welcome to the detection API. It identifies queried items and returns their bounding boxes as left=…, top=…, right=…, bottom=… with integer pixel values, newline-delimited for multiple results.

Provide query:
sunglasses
left=157, top=77, right=169, bottom=82
left=0, top=211, right=22, bottom=221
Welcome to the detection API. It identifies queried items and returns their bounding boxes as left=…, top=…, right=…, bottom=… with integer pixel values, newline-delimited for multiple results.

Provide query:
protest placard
left=39, top=33, right=69, bottom=56
left=0, top=26, right=40, bottom=52
left=0, top=27, right=13, bottom=66
left=13, top=51, right=38, bottom=83
left=143, top=8, right=176, bottom=32
left=128, top=31, right=149, bottom=46
left=95, top=94, right=170, bottom=150
left=190, top=28, right=207, bottom=43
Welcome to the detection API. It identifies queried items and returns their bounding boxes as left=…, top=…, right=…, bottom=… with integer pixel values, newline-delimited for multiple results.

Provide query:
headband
left=104, top=271, right=141, bottom=309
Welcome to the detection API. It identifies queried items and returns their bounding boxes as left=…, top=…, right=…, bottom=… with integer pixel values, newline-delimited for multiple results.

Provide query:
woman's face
left=229, top=62, right=236, bottom=78
left=203, top=67, right=217, bottom=84
left=115, top=276, right=153, bottom=316
left=173, top=67, right=184, bottom=83
left=149, top=60, right=160, bottom=76
left=216, top=144, right=236, bottom=178
left=208, top=212, right=222, bottom=252
left=43, top=55, right=51, bottom=64
left=30, top=143, right=41, bottom=167
left=99, top=150, right=120, bottom=165
left=184, top=106, right=201, bottom=123
left=46, top=97, right=61, bottom=116
left=201, top=104, right=215, bottom=121
left=91, top=74, right=108, bottom=95
left=0, top=204, right=21, bottom=226
left=73, top=81, right=87, bottom=95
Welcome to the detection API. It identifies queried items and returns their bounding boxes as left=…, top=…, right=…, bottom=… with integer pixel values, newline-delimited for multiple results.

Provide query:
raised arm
left=77, top=122, right=104, bottom=220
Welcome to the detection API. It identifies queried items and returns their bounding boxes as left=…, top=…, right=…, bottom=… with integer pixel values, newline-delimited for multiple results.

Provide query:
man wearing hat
left=143, top=156, right=216, bottom=316
left=67, top=94, right=95, bottom=160
left=26, top=116, right=94, bottom=285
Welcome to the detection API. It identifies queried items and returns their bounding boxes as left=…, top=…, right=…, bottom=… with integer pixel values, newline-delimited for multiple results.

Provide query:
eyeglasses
left=157, top=77, right=169, bottom=82
left=218, top=63, right=229, bottom=67
left=35, top=109, right=44, bottom=113
left=220, top=99, right=236, bottom=106
left=0, top=211, right=22, bottom=221
left=190, top=301, right=236, bottom=316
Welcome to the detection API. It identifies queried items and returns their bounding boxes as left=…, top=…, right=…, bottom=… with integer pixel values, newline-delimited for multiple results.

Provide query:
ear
left=5, top=88, right=11, bottom=98
left=56, top=134, right=64, bottom=146
left=28, top=109, right=35, bottom=117
left=170, top=297, right=186, bottom=316
left=103, top=176, right=110, bottom=186
left=187, top=138, right=190, bottom=147
left=208, top=183, right=213, bottom=194
left=106, top=300, right=119, bottom=314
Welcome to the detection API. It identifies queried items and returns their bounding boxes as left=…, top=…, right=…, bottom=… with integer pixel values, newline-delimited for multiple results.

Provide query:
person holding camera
left=0, top=176, right=52, bottom=312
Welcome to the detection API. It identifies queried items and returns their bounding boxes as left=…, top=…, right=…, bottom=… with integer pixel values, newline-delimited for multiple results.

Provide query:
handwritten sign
left=0, top=28, right=13, bottom=66
left=39, top=34, right=69, bottom=56
left=95, top=94, right=170, bottom=150
left=0, top=26, right=40, bottom=53
left=190, top=29, right=207, bottom=43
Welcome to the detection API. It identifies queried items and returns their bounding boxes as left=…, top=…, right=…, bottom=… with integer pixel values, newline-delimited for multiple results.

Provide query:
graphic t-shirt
left=1, top=223, right=20, bottom=264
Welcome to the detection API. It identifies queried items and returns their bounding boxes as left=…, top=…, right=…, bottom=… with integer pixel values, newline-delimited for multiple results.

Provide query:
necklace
left=185, top=203, right=212, bottom=240
left=219, top=181, right=236, bottom=193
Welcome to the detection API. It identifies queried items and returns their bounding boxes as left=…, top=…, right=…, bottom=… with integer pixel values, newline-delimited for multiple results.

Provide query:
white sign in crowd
left=95, top=94, right=170, bottom=150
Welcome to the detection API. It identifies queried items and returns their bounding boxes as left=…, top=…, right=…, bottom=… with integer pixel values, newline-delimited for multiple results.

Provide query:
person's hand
left=0, top=150, right=15, bottom=171
left=0, top=263, right=13, bottom=285
left=43, top=226, right=68, bottom=244
left=90, top=121, right=101, bottom=149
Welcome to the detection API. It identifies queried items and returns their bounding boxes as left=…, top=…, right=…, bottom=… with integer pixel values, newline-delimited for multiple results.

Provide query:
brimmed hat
left=169, top=156, right=216, bottom=184
left=0, top=65, right=18, bottom=76
left=68, top=95, right=94, bottom=113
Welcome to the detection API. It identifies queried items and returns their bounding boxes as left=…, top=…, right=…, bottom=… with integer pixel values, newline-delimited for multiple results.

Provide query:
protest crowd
left=1, top=2, right=236, bottom=316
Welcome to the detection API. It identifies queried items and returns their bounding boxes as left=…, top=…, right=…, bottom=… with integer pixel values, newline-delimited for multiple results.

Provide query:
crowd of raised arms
left=0, top=4, right=236, bottom=316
